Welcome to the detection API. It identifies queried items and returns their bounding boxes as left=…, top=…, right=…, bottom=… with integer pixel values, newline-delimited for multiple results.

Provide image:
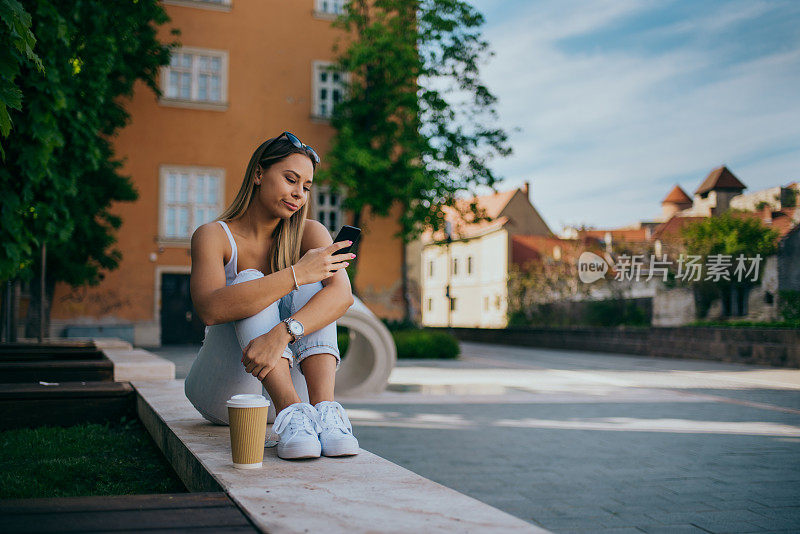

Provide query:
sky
left=465, top=0, right=800, bottom=233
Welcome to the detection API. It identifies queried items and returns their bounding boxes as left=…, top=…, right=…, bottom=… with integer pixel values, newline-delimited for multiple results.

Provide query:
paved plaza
left=151, top=341, right=800, bottom=534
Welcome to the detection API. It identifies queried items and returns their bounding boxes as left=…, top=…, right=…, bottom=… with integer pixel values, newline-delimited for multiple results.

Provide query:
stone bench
left=103, top=340, right=545, bottom=532
left=132, top=378, right=546, bottom=533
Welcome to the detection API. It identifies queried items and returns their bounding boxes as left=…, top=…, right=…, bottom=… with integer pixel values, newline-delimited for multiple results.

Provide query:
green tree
left=1, top=0, right=179, bottom=336
left=680, top=211, right=780, bottom=318
left=321, top=0, right=511, bottom=321
left=0, top=0, right=43, bottom=159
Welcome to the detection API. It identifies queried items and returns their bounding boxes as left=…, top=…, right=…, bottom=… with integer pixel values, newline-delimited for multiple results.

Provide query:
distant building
left=573, top=165, right=799, bottom=325
left=416, top=183, right=573, bottom=327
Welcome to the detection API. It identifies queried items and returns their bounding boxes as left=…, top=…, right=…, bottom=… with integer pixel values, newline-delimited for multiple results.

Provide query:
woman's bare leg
left=299, top=353, right=337, bottom=406
left=262, top=358, right=302, bottom=413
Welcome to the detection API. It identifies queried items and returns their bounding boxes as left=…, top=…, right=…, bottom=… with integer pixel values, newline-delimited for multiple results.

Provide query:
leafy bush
left=584, top=299, right=650, bottom=326
left=778, top=290, right=800, bottom=322
left=381, top=318, right=420, bottom=331
left=392, top=329, right=460, bottom=359
left=338, top=325, right=460, bottom=359
left=337, top=331, right=350, bottom=355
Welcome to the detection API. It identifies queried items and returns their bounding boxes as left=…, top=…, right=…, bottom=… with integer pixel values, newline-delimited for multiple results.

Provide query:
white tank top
left=217, top=220, right=238, bottom=285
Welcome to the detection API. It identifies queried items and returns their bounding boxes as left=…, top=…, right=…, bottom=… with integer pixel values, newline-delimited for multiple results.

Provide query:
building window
left=313, top=61, right=346, bottom=119
left=160, top=48, right=228, bottom=106
left=467, top=256, right=473, bottom=275
left=315, top=184, right=343, bottom=233
left=315, top=0, right=345, bottom=14
left=428, top=260, right=434, bottom=278
left=452, top=258, right=458, bottom=275
left=484, top=296, right=489, bottom=311
left=450, top=298, right=456, bottom=311
left=160, top=166, right=224, bottom=241
left=427, top=298, right=433, bottom=311
left=495, top=295, right=501, bottom=309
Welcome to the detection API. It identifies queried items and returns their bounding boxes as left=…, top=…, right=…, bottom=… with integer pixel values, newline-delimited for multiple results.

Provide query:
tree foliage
left=0, top=0, right=178, bottom=332
left=0, top=0, right=43, bottom=158
left=680, top=211, right=780, bottom=318
left=322, top=0, right=511, bottom=242
left=681, top=210, right=779, bottom=263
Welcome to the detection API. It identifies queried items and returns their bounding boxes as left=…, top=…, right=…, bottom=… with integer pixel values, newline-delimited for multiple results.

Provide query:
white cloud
left=468, top=0, right=800, bottom=230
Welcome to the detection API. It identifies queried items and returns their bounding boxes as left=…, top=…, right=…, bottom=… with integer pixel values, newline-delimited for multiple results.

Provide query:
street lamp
left=444, top=221, right=453, bottom=328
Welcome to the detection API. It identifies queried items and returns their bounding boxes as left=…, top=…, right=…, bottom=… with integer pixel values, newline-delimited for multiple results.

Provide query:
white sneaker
left=315, top=401, right=359, bottom=457
left=267, top=402, right=322, bottom=460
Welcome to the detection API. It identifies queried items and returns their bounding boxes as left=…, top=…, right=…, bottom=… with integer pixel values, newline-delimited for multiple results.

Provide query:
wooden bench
left=0, top=492, right=259, bottom=533
left=0, top=381, right=136, bottom=430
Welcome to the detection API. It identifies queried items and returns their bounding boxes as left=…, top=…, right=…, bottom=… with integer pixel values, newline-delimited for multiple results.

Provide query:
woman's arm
left=190, top=220, right=353, bottom=326
left=290, top=220, right=355, bottom=335
left=189, top=223, right=297, bottom=325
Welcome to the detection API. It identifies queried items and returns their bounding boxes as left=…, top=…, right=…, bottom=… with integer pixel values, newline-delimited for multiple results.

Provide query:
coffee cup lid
left=226, top=394, right=270, bottom=408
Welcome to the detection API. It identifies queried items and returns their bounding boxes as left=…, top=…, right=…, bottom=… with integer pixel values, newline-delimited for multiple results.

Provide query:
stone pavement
left=151, top=341, right=800, bottom=534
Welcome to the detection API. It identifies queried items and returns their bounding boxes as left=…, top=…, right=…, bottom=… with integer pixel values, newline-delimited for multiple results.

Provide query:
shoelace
left=265, top=402, right=322, bottom=448
left=317, top=401, right=353, bottom=434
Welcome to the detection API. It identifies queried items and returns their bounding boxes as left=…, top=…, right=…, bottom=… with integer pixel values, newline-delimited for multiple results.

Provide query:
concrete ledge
left=131, top=378, right=547, bottom=533
left=102, top=348, right=175, bottom=381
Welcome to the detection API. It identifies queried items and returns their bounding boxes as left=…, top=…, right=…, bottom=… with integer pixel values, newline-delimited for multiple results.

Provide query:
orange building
left=48, top=0, right=405, bottom=346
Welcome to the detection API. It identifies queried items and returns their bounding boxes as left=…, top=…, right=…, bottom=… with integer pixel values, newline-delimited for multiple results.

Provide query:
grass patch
left=0, top=415, right=186, bottom=499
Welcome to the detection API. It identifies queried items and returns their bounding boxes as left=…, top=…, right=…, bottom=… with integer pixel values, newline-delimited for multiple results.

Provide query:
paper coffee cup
left=226, top=394, right=270, bottom=469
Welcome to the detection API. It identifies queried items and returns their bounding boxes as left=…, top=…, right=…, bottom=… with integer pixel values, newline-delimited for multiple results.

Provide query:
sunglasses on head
left=259, top=131, right=320, bottom=165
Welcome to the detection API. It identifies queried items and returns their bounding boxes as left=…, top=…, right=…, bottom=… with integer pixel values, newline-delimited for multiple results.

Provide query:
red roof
left=771, top=207, right=799, bottom=237
left=651, top=216, right=706, bottom=241
left=511, top=235, right=583, bottom=267
left=662, top=185, right=692, bottom=204
left=422, top=188, right=519, bottom=242
left=694, top=166, right=747, bottom=195
left=580, top=228, right=649, bottom=243
left=734, top=207, right=799, bottom=238
left=652, top=208, right=799, bottom=243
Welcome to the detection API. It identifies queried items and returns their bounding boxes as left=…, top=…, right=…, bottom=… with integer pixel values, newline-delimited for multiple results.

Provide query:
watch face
left=289, top=321, right=303, bottom=336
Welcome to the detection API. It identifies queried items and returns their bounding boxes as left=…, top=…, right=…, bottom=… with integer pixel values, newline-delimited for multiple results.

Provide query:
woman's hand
left=293, top=240, right=355, bottom=285
left=241, top=325, right=293, bottom=380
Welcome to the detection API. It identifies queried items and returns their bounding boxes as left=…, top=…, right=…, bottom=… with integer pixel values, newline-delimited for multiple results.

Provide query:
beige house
left=417, top=184, right=556, bottom=327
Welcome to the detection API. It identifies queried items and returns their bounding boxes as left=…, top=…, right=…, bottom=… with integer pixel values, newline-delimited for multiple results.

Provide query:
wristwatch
left=282, top=317, right=304, bottom=344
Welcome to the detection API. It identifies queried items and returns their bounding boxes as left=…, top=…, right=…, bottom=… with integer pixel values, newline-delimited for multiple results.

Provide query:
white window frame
left=313, top=183, right=345, bottom=234
left=159, top=165, right=225, bottom=246
left=312, top=61, right=347, bottom=120
left=313, top=0, right=345, bottom=18
left=159, top=46, right=229, bottom=111
left=162, top=0, right=232, bottom=11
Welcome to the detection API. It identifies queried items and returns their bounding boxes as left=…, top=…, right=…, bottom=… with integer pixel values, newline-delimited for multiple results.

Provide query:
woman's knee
left=284, top=281, right=325, bottom=314
left=232, top=269, right=283, bottom=349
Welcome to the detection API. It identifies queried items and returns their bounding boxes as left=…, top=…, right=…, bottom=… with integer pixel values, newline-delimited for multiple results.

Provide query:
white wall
left=421, top=229, right=508, bottom=328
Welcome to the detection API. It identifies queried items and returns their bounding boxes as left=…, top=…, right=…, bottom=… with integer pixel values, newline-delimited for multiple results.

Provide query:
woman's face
left=256, top=153, right=314, bottom=218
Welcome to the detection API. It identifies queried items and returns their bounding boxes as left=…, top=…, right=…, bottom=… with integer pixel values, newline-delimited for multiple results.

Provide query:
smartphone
left=332, top=225, right=362, bottom=255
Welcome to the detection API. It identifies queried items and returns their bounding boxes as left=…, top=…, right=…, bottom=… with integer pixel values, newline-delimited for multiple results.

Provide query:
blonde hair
left=217, top=136, right=318, bottom=274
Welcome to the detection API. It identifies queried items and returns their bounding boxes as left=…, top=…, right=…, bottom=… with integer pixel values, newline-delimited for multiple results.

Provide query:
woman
left=184, top=132, right=359, bottom=460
